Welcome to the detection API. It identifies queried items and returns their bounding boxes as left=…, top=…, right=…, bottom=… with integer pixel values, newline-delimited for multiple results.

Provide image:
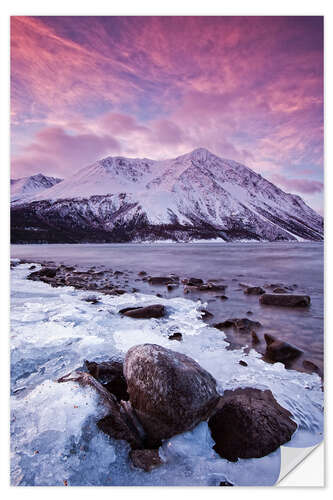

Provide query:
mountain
left=11, top=173, right=63, bottom=204
left=10, top=148, right=323, bottom=243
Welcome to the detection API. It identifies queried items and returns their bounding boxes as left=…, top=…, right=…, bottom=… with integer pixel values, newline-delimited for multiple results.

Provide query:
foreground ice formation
left=10, top=263, right=323, bottom=486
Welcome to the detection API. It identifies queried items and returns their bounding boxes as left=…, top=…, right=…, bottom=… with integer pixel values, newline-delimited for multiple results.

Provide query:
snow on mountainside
left=11, top=149, right=323, bottom=243
left=11, top=173, right=63, bottom=203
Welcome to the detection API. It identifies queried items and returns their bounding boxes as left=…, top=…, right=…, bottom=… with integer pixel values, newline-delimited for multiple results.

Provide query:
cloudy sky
left=11, top=16, right=323, bottom=213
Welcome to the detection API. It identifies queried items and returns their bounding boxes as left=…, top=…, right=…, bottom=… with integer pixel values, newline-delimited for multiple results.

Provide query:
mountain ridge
left=10, top=148, right=323, bottom=243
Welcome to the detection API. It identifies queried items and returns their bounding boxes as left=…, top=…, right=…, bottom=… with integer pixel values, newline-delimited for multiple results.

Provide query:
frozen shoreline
left=10, top=262, right=323, bottom=486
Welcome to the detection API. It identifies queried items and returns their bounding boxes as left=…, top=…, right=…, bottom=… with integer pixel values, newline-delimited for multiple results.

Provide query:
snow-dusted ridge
left=11, top=149, right=323, bottom=243
left=11, top=173, right=63, bottom=204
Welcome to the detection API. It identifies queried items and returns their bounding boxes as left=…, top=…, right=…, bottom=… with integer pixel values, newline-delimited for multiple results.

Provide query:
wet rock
left=27, top=267, right=58, bottom=280
left=246, top=310, right=253, bottom=315
left=29, top=264, right=36, bottom=270
left=138, top=271, right=147, bottom=276
left=85, top=360, right=129, bottom=402
left=208, top=388, right=297, bottom=461
left=217, top=295, right=228, bottom=300
left=244, top=286, right=265, bottom=295
left=124, top=344, right=219, bottom=442
left=168, top=332, right=183, bottom=341
left=251, top=331, right=260, bottom=344
left=200, top=309, right=214, bottom=320
left=58, top=371, right=145, bottom=449
left=148, top=276, right=178, bottom=285
left=302, top=360, right=320, bottom=373
left=156, top=293, right=162, bottom=298
left=260, top=294, right=310, bottom=307
left=182, top=277, right=204, bottom=286
left=214, top=318, right=261, bottom=333
left=272, top=287, right=288, bottom=294
left=219, top=481, right=234, bottom=486
left=167, top=283, right=179, bottom=291
left=239, top=360, right=248, bottom=367
left=119, top=304, right=165, bottom=319
left=185, top=282, right=227, bottom=293
left=130, top=449, right=163, bottom=472
left=264, top=334, right=303, bottom=362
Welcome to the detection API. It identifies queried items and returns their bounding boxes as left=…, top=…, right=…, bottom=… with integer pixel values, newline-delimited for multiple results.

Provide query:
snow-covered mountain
left=11, top=173, right=63, bottom=203
left=11, top=148, right=323, bottom=243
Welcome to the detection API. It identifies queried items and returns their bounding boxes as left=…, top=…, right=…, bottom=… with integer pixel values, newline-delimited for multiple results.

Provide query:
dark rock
left=219, top=481, right=234, bottom=486
left=260, top=294, right=310, bottom=307
left=130, top=449, right=163, bottom=472
left=200, top=309, right=214, bottom=320
left=264, top=334, right=303, bottom=362
left=119, top=304, right=165, bottom=319
left=138, top=271, right=147, bottom=276
left=58, top=371, right=145, bottom=449
left=272, top=287, right=288, bottom=294
left=148, top=276, right=178, bottom=285
left=239, top=360, right=248, bottom=367
left=246, top=310, right=253, bottom=315
left=214, top=318, right=261, bottom=333
left=168, top=332, right=183, bottom=341
left=167, top=283, right=178, bottom=291
left=208, top=388, right=297, bottom=461
left=182, top=277, right=204, bottom=286
left=27, top=267, right=57, bottom=280
left=124, top=344, right=219, bottom=442
left=251, top=331, right=260, bottom=344
left=217, top=295, right=228, bottom=300
left=244, top=286, right=265, bottom=295
left=85, top=360, right=129, bottom=402
left=302, top=360, right=319, bottom=373
left=29, top=265, right=36, bottom=270
left=156, top=293, right=162, bottom=298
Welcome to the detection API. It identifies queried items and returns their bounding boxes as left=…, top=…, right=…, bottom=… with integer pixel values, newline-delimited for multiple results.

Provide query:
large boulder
left=124, top=344, right=220, bottom=442
left=260, top=294, right=310, bottom=307
left=119, top=304, right=165, bottom=319
left=208, top=388, right=297, bottom=461
left=264, top=334, right=303, bottom=363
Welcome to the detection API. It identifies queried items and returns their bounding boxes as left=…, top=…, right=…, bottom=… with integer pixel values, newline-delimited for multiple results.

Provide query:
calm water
left=11, top=242, right=324, bottom=372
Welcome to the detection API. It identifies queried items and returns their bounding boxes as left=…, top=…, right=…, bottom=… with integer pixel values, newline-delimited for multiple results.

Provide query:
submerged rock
left=124, top=344, right=219, bottom=442
left=260, top=294, right=310, bottom=307
left=208, top=388, right=297, bottom=461
left=214, top=317, right=261, bottom=333
left=119, top=304, right=165, bottom=319
left=264, top=334, right=303, bottom=362
left=148, top=276, right=178, bottom=285
left=130, top=449, right=163, bottom=472
left=244, top=286, right=265, bottom=295
left=182, top=277, right=204, bottom=286
left=302, top=359, right=320, bottom=373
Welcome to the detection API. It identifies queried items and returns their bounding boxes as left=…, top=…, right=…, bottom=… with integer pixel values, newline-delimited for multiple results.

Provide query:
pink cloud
left=12, top=127, right=121, bottom=178
left=270, top=173, right=323, bottom=195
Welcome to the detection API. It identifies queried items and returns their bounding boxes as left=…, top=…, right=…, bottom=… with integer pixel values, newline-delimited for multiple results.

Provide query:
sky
left=11, top=16, right=324, bottom=213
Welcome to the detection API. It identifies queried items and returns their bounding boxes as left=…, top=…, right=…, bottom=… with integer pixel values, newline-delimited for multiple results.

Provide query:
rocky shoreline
left=13, top=257, right=322, bottom=377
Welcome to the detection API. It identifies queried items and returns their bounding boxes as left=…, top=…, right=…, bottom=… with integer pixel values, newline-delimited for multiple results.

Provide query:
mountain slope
left=11, top=149, right=323, bottom=243
left=11, top=173, right=63, bottom=203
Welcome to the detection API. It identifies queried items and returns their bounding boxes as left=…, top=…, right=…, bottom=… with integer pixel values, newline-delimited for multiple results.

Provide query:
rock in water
left=119, top=304, right=165, bottom=319
left=124, top=344, right=220, bottom=442
left=260, top=294, right=310, bottom=307
left=264, top=334, right=303, bottom=362
left=208, top=388, right=297, bottom=461
left=243, top=286, right=265, bottom=295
